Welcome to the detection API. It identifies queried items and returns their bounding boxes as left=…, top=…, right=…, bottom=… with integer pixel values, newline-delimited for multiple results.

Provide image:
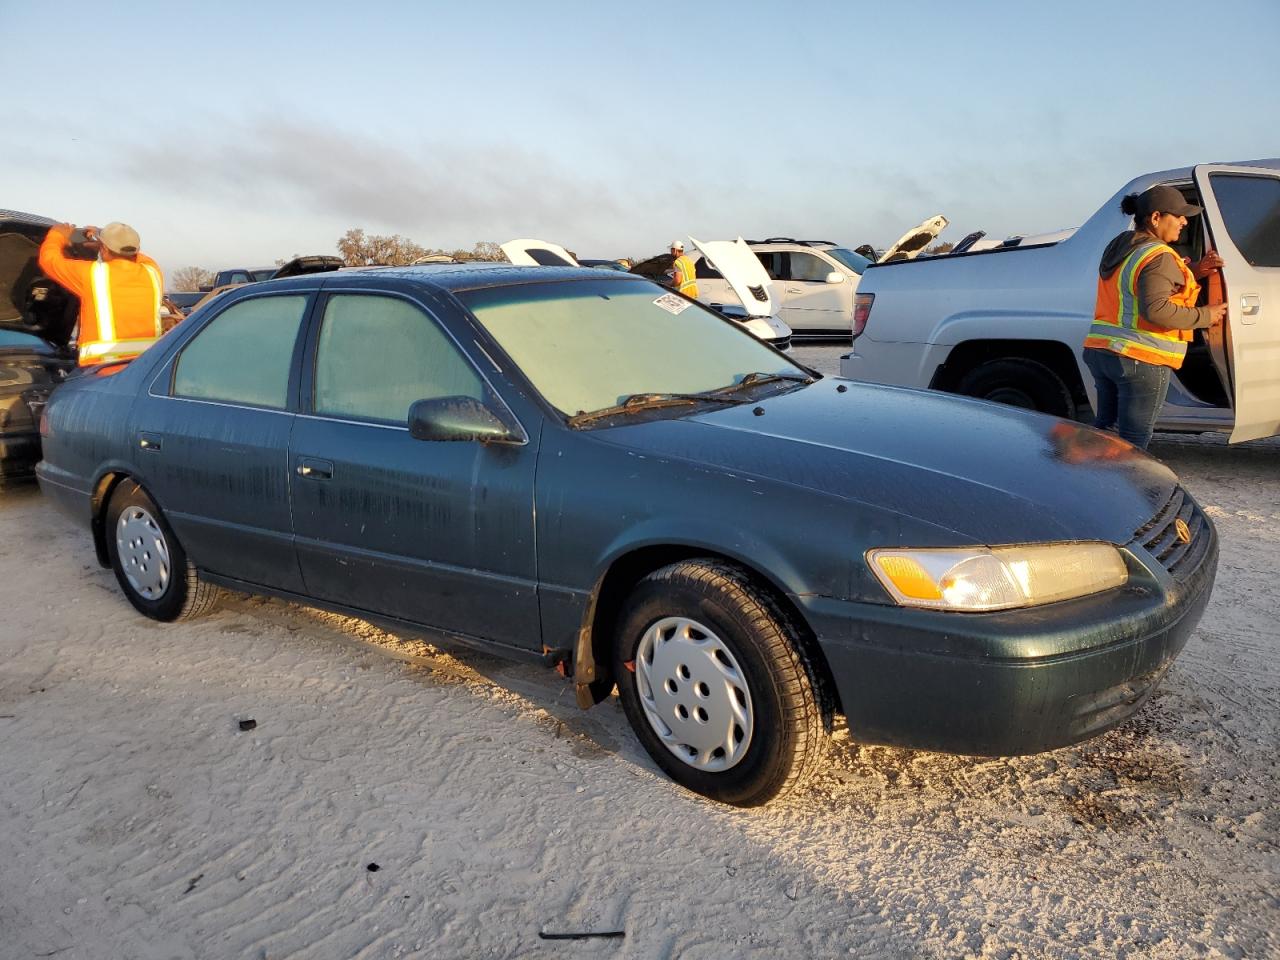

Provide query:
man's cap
left=100, top=222, right=141, bottom=255
left=670, top=239, right=684, bottom=251
left=1136, top=185, right=1202, bottom=219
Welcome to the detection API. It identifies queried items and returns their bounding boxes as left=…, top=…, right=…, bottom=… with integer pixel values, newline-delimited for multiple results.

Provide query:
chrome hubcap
left=115, top=506, right=171, bottom=600
left=634, top=617, right=754, bottom=772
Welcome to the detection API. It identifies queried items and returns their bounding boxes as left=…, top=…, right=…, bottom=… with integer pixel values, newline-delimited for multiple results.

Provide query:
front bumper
left=0, top=430, right=40, bottom=481
left=801, top=515, right=1218, bottom=756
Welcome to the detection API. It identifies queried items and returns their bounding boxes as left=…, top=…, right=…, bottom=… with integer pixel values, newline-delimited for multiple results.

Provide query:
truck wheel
left=613, top=559, right=828, bottom=806
left=955, top=357, right=1074, bottom=418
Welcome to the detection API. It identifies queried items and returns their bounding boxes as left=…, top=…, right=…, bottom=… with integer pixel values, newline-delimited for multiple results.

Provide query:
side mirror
left=825, top=271, right=846, bottom=284
left=408, top=396, right=524, bottom=444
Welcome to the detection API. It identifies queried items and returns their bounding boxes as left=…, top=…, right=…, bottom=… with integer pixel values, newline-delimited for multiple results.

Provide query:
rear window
left=1209, top=173, right=1280, bottom=267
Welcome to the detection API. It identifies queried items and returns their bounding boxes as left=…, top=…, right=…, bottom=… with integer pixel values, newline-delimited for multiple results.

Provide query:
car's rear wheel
left=955, top=357, right=1074, bottom=418
left=613, top=559, right=828, bottom=806
left=106, top=480, right=219, bottom=621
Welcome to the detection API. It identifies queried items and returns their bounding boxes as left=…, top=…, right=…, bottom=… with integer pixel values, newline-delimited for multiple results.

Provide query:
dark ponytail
left=1120, top=193, right=1140, bottom=216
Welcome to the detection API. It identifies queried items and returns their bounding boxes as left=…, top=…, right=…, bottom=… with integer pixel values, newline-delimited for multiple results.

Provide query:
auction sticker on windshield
left=653, top=293, right=691, bottom=315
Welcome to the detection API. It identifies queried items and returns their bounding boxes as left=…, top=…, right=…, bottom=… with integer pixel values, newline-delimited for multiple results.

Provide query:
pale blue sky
left=5, top=0, right=1277, bottom=277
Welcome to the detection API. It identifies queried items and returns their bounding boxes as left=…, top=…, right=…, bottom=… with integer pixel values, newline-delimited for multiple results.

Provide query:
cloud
left=112, top=117, right=649, bottom=240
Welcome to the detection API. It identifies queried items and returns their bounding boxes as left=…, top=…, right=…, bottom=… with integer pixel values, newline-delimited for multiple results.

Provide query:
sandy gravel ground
left=1, top=347, right=1277, bottom=959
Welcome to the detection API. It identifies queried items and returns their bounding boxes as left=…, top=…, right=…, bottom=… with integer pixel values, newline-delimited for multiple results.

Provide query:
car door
left=1194, top=164, right=1280, bottom=442
left=130, top=291, right=312, bottom=591
left=289, top=288, right=542, bottom=650
left=778, top=251, right=848, bottom=334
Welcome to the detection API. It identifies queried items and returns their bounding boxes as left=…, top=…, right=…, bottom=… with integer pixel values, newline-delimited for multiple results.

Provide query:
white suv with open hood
left=689, top=216, right=948, bottom=338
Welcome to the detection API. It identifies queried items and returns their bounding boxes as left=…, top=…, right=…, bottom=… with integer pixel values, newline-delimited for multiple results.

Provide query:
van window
left=173, top=294, right=307, bottom=409
left=1209, top=173, right=1280, bottom=267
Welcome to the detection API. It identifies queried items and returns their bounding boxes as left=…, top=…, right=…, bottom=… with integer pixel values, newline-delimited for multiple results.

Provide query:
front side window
left=173, top=294, right=307, bottom=408
left=313, top=294, right=484, bottom=424
left=1209, top=173, right=1280, bottom=267
left=462, top=278, right=804, bottom=417
left=787, top=252, right=834, bottom=282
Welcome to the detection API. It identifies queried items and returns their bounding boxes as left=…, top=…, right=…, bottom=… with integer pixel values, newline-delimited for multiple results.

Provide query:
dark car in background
left=0, top=210, right=80, bottom=481
left=37, top=264, right=1218, bottom=805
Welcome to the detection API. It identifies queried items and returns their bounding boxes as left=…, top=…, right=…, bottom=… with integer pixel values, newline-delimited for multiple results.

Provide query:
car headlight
left=867, top=543, right=1128, bottom=612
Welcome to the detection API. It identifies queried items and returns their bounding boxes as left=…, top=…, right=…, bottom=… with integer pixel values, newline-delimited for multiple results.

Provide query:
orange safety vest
left=672, top=254, right=698, bottom=298
left=37, top=230, right=165, bottom=365
left=1083, top=242, right=1199, bottom=369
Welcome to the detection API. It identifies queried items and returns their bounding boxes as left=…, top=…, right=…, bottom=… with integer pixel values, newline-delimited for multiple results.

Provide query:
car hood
left=879, top=214, right=949, bottom=263
left=0, top=209, right=80, bottom=346
left=500, top=238, right=579, bottom=267
left=690, top=237, right=776, bottom=317
left=593, top=380, right=1176, bottom=545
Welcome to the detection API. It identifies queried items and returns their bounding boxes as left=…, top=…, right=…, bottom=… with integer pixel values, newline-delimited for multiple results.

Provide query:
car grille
left=747, top=284, right=769, bottom=303
left=1129, top=486, right=1210, bottom=579
left=768, top=335, right=792, bottom=351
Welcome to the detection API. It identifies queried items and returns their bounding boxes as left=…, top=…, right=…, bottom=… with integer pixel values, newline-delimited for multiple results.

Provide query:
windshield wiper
left=710, top=371, right=816, bottom=395
left=569, top=391, right=742, bottom=427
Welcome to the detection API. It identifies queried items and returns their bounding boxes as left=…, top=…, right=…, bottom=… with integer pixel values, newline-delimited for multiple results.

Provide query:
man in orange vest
left=669, top=240, right=698, bottom=299
left=38, top=221, right=165, bottom=366
left=1081, top=185, right=1227, bottom=450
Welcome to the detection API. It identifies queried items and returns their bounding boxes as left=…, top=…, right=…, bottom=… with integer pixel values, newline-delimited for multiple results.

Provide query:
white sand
left=1, top=349, right=1276, bottom=959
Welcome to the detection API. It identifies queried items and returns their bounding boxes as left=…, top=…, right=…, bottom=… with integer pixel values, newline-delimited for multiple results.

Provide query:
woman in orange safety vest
left=38, top=221, right=165, bottom=366
left=1081, top=185, right=1228, bottom=450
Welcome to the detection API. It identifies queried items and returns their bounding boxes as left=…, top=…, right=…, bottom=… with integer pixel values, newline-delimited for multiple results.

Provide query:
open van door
left=1194, top=164, right=1280, bottom=442
left=499, top=239, right=579, bottom=267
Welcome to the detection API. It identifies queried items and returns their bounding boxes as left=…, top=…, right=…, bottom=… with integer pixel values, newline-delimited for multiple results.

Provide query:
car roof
left=311, top=262, right=649, bottom=294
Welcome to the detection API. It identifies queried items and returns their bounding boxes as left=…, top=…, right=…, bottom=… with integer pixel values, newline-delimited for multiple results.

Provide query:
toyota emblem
left=1174, top=518, right=1192, bottom=544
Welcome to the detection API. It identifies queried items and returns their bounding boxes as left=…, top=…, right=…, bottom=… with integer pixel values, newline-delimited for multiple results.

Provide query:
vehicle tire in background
left=105, top=479, right=220, bottom=621
left=955, top=357, right=1075, bottom=418
left=613, top=559, right=828, bottom=806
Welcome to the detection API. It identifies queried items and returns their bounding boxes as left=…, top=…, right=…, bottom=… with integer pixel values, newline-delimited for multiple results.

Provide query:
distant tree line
left=167, top=230, right=507, bottom=290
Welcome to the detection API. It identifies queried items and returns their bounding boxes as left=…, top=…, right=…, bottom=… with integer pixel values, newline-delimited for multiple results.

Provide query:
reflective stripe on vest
left=674, top=255, right=697, bottom=295
left=81, top=259, right=163, bottom=365
left=1083, top=242, right=1199, bottom=369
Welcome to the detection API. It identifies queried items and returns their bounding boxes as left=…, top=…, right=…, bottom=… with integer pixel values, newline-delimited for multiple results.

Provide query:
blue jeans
left=1083, top=348, right=1172, bottom=450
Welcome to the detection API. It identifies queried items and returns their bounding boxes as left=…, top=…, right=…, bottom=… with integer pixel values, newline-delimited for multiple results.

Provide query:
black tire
left=105, top=480, right=220, bottom=621
left=613, top=559, right=828, bottom=806
left=955, top=357, right=1074, bottom=418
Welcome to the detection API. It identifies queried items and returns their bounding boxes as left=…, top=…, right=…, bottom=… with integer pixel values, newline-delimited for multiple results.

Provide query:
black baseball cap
left=1136, top=184, right=1202, bottom=219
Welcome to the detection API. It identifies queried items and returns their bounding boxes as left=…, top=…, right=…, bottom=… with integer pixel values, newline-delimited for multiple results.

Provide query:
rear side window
left=313, top=294, right=484, bottom=424
left=1209, top=173, right=1280, bottom=267
left=173, top=294, right=307, bottom=409
left=754, top=252, right=781, bottom=278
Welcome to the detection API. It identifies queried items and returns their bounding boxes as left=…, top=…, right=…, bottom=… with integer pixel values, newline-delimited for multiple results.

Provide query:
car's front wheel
left=613, top=559, right=828, bottom=806
left=105, top=479, right=220, bottom=621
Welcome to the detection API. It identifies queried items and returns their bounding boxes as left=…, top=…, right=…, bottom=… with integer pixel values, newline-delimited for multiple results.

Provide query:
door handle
left=138, top=433, right=162, bottom=452
left=295, top=458, right=333, bottom=480
left=1240, top=294, right=1260, bottom=324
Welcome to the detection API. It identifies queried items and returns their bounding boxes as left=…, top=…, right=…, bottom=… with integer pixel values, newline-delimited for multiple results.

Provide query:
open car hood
left=689, top=237, right=776, bottom=317
left=500, top=238, right=579, bottom=267
left=0, top=209, right=82, bottom=346
left=879, top=215, right=949, bottom=263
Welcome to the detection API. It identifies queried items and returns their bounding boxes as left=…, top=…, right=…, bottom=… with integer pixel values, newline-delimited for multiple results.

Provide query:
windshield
left=824, top=247, right=872, bottom=274
left=460, top=278, right=806, bottom=417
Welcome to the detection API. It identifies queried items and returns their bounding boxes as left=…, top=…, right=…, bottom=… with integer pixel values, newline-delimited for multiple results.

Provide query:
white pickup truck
left=839, top=160, right=1280, bottom=443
